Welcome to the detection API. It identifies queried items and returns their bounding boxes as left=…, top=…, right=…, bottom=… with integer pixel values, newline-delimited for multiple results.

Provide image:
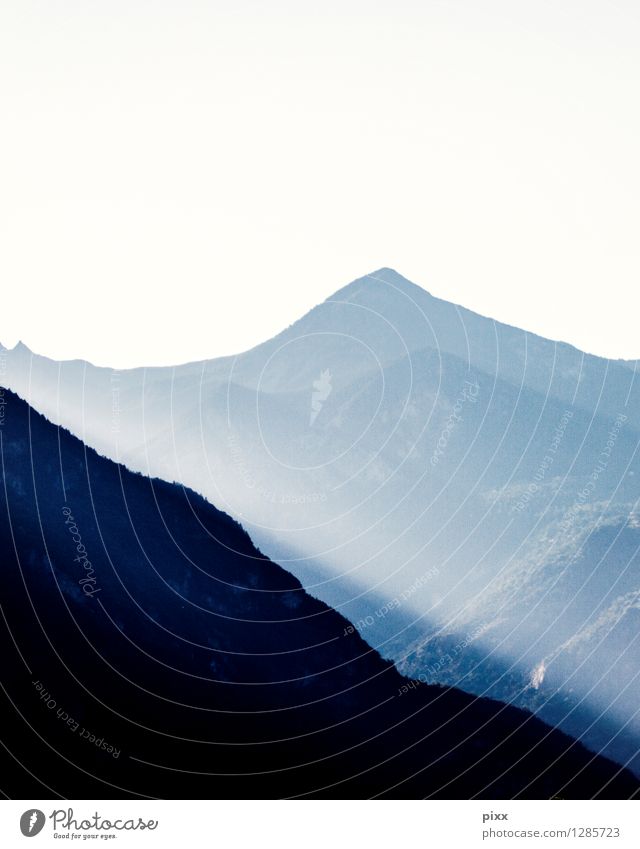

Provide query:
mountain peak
left=328, top=268, right=432, bottom=305
left=0, top=340, right=31, bottom=355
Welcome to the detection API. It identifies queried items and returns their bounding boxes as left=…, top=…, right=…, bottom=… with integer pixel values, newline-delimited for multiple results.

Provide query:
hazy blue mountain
left=2, top=268, right=640, bottom=774
left=3, top=389, right=636, bottom=798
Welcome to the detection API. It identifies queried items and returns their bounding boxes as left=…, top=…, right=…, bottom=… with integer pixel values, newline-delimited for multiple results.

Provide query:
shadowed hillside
left=0, top=388, right=637, bottom=799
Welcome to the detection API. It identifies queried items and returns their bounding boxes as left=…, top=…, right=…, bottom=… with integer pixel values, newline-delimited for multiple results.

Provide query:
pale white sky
left=1, top=1, right=639, bottom=367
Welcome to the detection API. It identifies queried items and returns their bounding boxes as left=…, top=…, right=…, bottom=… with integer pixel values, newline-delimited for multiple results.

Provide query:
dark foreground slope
left=0, top=389, right=636, bottom=799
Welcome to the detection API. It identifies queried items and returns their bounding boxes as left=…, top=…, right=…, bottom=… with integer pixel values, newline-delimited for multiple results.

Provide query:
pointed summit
left=5, top=341, right=33, bottom=357
left=327, top=267, right=433, bottom=305
left=0, top=340, right=31, bottom=355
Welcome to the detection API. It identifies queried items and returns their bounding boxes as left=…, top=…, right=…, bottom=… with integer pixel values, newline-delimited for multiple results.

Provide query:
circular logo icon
left=20, top=810, right=46, bottom=838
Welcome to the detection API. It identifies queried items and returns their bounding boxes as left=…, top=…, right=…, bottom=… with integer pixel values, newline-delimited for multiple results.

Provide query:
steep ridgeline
left=0, top=389, right=637, bottom=799
left=2, top=268, right=640, bottom=776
